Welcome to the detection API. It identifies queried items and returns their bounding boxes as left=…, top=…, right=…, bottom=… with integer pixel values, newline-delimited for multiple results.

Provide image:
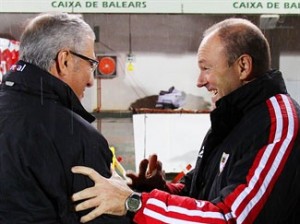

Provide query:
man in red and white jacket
left=71, top=18, right=300, bottom=224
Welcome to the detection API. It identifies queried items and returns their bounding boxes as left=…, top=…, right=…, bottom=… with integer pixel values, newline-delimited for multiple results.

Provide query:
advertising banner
left=0, top=0, right=299, bottom=14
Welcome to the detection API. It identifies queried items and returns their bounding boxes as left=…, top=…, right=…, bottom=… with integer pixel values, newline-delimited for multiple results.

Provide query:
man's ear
left=237, top=54, right=253, bottom=81
left=55, top=50, right=71, bottom=77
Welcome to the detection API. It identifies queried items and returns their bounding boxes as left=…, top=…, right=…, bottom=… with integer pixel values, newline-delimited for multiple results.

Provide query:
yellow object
left=110, top=146, right=127, bottom=180
left=126, top=61, right=135, bottom=72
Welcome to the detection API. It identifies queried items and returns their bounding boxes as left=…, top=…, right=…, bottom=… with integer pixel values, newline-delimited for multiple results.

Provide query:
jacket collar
left=2, top=60, right=95, bottom=123
left=215, top=70, right=287, bottom=114
left=209, top=70, right=287, bottom=145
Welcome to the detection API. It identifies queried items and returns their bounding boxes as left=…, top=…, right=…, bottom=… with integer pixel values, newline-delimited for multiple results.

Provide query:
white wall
left=280, top=53, right=300, bottom=104
left=82, top=52, right=212, bottom=112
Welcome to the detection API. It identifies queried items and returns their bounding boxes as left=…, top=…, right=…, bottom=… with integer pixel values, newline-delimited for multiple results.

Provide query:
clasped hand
left=126, top=154, right=167, bottom=192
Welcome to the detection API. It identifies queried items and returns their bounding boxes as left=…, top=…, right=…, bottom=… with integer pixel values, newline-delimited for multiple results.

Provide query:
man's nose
left=197, top=71, right=207, bottom=88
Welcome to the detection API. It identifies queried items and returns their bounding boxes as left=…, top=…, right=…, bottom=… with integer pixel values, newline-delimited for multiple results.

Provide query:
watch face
left=126, top=193, right=142, bottom=212
left=128, top=198, right=140, bottom=210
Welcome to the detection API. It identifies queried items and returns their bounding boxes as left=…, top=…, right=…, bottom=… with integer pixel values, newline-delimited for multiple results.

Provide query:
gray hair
left=203, top=18, right=271, bottom=76
left=19, top=12, right=95, bottom=71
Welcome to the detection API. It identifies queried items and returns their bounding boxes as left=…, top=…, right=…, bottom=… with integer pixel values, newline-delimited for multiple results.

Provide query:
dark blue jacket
left=0, top=61, right=130, bottom=223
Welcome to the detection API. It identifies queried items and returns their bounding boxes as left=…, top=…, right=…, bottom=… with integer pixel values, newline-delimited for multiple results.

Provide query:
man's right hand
left=72, top=166, right=133, bottom=223
left=126, top=154, right=167, bottom=192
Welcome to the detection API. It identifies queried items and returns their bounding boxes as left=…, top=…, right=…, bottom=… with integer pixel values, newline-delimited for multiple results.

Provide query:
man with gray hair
left=0, top=12, right=130, bottom=223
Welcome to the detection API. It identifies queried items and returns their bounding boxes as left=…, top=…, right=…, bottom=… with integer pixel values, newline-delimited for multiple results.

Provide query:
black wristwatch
left=125, top=192, right=142, bottom=213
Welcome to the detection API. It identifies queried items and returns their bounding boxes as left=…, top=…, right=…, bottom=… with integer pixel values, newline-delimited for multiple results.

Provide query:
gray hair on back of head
left=19, top=12, right=95, bottom=71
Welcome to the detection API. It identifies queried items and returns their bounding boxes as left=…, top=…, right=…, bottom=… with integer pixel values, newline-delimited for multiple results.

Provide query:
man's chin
left=210, top=102, right=216, bottom=111
left=78, top=94, right=84, bottom=101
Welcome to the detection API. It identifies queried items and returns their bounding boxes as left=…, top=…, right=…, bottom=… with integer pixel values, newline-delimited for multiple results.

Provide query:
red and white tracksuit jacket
left=134, top=70, right=300, bottom=224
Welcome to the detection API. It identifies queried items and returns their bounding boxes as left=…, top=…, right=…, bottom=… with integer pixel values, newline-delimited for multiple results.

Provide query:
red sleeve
left=133, top=190, right=234, bottom=224
left=133, top=94, right=299, bottom=224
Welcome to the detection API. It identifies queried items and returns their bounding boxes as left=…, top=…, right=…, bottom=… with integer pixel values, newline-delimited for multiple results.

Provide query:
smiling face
left=197, top=32, right=243, bottom=107
left=50, top=37, right=96, bottom=101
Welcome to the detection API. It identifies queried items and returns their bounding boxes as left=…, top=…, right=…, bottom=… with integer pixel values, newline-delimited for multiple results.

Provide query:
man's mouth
left=210, top=89, right=218, bottom=96
left=209, top=89, right=218, bottom=103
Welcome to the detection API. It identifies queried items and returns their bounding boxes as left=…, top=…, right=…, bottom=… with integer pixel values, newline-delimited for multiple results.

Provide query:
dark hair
left=204, top=18, right=271, bottom=76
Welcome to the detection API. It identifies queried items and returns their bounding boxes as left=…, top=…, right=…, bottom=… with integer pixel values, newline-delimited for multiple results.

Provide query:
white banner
left=0, top=0, right=299, bottom=14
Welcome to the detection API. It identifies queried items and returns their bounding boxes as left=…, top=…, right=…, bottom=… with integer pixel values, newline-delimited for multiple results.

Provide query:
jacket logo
left=198, top=147, right=204, bottom=158
left=10, top=64, right=26, bottom=72
left=196, top=201, right=205, bottom=208
left=219, top=152, right=229, bottom=174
